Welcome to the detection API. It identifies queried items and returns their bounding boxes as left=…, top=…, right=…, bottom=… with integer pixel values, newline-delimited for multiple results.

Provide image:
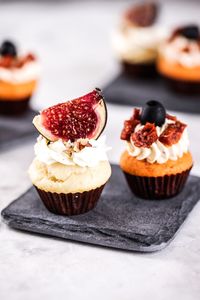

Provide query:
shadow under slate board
left=2, top=165, right=200, bottom=252
left=103, top=73, right=200, bottom=114
left=0, top=109, right=37, bottom=152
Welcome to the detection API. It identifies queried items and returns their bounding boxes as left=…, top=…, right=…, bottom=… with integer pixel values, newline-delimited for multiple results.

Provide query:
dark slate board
left=103, top=73, right=200, bottom=114
left=2, top=165, right=200, bottom=252
left=0, top=109, right=37, bottom=152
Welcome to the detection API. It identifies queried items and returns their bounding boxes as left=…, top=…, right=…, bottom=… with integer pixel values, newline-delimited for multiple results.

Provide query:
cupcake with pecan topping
left=120, top=101, right=193, bottom=199
left=112, top=2, right=167, bottom=77
left=157, top=25, right=200, bottom=93
left=0, top=40, right=40, bottom=115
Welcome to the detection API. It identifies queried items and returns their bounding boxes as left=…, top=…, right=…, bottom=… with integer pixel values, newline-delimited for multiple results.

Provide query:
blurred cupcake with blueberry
left=157, top=25, right=200, bottom=93
left=0, top=40, right=40, bottom=115
left=112, top=1, right=167, bottom=77
left=120, top=101, right=193, bottom=199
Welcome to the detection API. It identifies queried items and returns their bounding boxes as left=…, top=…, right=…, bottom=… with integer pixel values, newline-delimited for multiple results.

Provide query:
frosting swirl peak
left=34, top=135, right=111, bottom=168
left=121, top=105, right=189, bottom=164
left=127, top=119, right=189, bottom=164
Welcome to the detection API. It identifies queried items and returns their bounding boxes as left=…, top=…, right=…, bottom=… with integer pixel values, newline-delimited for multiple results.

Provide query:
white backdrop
left=0, top=1, right=200, bottom=300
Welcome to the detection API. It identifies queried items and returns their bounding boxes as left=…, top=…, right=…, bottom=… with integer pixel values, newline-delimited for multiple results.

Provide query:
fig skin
left=124, top=2, right=158, bottom=27
left=33, top=88, right=107, bottom=142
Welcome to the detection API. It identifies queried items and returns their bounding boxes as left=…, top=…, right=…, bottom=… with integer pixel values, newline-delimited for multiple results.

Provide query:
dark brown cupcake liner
left=123, top=168, right=192, bottom=199
left=35, top=184, right=106, bottom=216
left=0, top=96, right=31, bottom=116
left=164, top=76, right=200, bottom=94
left=121, top=61, right=157, bottom=78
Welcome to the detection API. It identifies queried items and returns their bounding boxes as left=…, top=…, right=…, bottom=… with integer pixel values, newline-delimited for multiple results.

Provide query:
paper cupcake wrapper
left=122, top=61, right=157, bottom=78
left=123, top=168, right=191, bottom=200
left=164, top=76, right=200, bottom=94
left=0, top=96, right=31, bottom=115
left=35, top=184, right=105, bottom=216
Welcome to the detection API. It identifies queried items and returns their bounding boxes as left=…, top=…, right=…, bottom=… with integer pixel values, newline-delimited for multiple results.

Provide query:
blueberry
left=181, top=25, right=199, bottom=40
left=140, top=100, right=166, bottom=126
left=0, top=40, right=17, bottom=57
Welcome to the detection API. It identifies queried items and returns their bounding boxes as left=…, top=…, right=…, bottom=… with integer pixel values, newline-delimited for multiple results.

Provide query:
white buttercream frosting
left=161, top=36, right=200, bottom=68
left=127, top=118, right=189, bottom=164
left=0, top=60, right=40, bottom=83
left=34, top=135, right=111, bottom=168
left=113, top=25, right=167, bottom=63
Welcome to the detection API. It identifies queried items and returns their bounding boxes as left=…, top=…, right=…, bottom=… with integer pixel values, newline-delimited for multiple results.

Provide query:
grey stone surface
left=0, top=109, right=37, bottom=152
left=104, top=73, right=200, bottom=114
left=2, top=165, right=200, bottom=252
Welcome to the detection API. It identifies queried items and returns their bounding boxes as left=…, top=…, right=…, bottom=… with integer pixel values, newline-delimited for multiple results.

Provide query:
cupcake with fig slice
left=157, top=25, right=200, bottom=93
left=0, top=40, right=40, bottom=115
left=120, top=101, right=193, bottom=199
left=29, top=88, right=111, bottom=216
left=112, top=1, right=167, bottom=77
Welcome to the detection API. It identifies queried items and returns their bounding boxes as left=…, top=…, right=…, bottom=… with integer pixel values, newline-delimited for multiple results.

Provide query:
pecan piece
left=131, top=108, right=140, bottom=121
left=131, top=123, right=158, bottom=148
left=121, top=119, right=140, bottom=140
left=15, top=53, right=36, bottom=68
left=0, top=56, right=14, bottom=68
left=120, top=108, right=141, bottom=141
left=159, top=121, right=187, bottom=146
left=166, top=113, right=177, bottom=121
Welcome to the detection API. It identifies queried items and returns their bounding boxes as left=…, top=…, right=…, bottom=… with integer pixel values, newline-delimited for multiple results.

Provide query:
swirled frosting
left=127, top=118, right=189, bottom=164
left=0, top=60, right=40, bottom=83
left=160, top=36, right=200, bottom=68
left=113, top=25, right=167, bottom=63
left=34, top=135, right=111, bottom=168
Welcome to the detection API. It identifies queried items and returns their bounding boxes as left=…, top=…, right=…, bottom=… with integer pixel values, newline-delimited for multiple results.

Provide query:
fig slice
left=33, top=88, right=107, bottom=142
left=124, top=2, right=158, bottom=27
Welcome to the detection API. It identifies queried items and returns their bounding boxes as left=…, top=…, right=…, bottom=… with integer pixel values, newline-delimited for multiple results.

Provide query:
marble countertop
left=1, top=1, right=200, bottom=300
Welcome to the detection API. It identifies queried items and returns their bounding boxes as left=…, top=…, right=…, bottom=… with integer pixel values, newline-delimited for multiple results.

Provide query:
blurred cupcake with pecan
left=112, top=1, right=167, bottom=77
left=120, top=101, right=193, bottom=199
left=0, top=40, right=40, bottom=115
left=157, top=25, right=200, bottom=93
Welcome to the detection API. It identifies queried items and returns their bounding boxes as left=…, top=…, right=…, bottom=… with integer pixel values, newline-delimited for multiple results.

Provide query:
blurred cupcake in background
left=120, top=101, right=193, bottom=199
left=112, top=1, right=167, bottom=77
left=0, top=40, right=40, bottom=115
left=157, top=25, right=200, bottom=94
